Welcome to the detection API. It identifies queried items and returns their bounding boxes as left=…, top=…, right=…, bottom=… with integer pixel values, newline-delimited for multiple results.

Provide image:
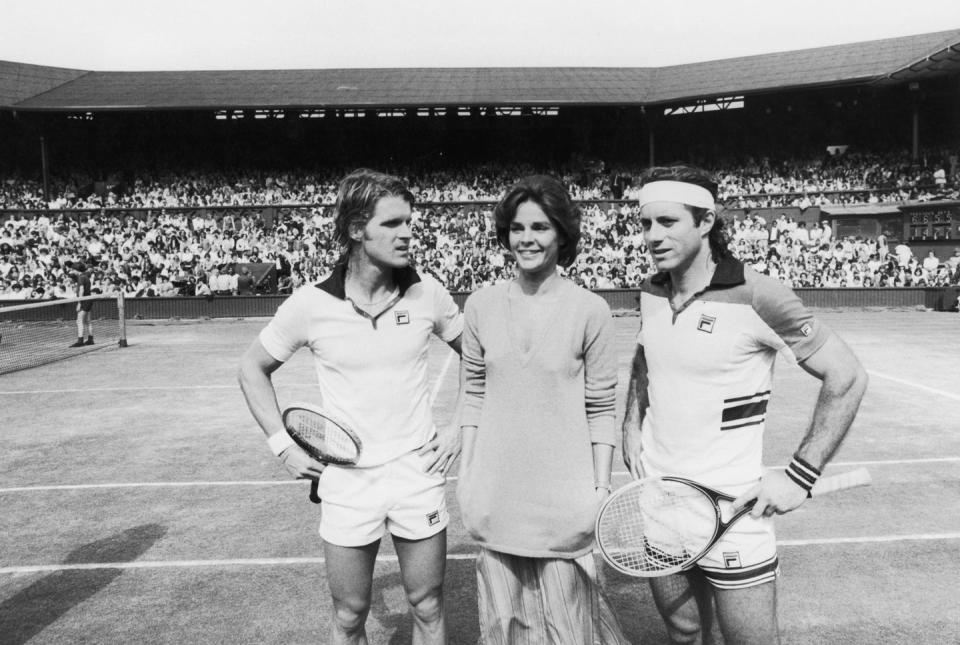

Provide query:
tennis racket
left=282, top=404, right=362, bottom=504
left=595, top=467, right=872, bottom=577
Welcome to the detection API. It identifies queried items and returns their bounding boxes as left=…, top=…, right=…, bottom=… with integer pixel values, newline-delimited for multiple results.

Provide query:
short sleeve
left=751, top=274, right=830, bottom=362
left=428, top=276, right=464, bottom=342
left=258, top=289, right=310, bottom=362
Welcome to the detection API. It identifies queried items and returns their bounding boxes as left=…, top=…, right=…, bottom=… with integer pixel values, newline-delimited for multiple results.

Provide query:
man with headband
left=621, top=165, right=868, bottom=644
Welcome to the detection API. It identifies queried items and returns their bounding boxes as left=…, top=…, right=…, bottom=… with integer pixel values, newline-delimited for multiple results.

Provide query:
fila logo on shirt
left=697, top=314, right=717, bottom=334
left=395, top=310, right=410, bottom=325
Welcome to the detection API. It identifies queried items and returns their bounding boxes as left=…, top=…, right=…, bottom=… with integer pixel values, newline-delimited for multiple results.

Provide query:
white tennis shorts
left=316, top=449, right=448, bottom=546
left=696, top=509, right=779, bottom=590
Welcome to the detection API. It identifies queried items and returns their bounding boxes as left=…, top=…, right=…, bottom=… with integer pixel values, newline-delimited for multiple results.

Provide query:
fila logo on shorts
left=426, top=510, right=440, bottom=526
left=723, top=552, right=742, bottom=568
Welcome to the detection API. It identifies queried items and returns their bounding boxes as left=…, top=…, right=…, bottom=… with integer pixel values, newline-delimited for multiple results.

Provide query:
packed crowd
left=1, top=148, right=958, bottom=211
left=1, top=199, right=959, bottom=302
left=711, top=148, right=959, bottom=208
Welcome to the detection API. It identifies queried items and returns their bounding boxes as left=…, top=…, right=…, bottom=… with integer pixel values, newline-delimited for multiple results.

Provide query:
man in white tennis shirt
left=238, top=169, right=462, bottom=645
left=621, top=165, right=868, bottom=645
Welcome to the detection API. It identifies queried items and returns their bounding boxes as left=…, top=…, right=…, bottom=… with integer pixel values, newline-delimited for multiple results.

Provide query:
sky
left=2, top=0, right=959, bottom=71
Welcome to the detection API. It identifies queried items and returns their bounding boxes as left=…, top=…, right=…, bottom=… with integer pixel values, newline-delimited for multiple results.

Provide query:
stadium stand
left=2, top=29, right=959, bottom=300
left=1, top=162, right=958, bottom=301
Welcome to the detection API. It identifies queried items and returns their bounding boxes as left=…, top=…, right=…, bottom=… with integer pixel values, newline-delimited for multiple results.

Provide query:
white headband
left=636, top=181, right=715, bottom=211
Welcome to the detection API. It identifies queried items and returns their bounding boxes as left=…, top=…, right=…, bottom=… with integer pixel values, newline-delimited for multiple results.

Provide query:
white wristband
left=267, top=430, right=296, bottom=456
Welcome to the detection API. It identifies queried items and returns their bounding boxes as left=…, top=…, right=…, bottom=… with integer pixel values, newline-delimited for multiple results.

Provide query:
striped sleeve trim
left=721, top=391, right=770, bottom=431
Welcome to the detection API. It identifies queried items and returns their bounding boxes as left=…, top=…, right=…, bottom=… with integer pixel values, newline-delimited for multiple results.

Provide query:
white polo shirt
left=260, top=265, right=463, bottom=466
left=637, top=258, right=830, bottom=488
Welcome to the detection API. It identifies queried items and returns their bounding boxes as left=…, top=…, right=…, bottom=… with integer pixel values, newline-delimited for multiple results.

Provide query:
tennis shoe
left=69, top=340, right=85, bottom=348
left=84, top=338, right=95, bottom=345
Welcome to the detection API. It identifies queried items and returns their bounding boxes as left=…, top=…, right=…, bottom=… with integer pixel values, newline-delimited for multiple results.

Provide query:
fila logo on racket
left=697, top=314, right=717, bottom=334
left=395, top=310, right=410, bottom=325
left=426, top=510, right=441, bottom=526
left=723, top=552, right=742, bottom=569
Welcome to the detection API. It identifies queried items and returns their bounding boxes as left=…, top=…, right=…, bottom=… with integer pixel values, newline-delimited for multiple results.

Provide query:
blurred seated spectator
left=236, top=265, right=255, bottom=295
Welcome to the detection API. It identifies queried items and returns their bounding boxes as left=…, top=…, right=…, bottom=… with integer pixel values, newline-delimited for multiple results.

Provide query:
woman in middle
left=456, top=175, right=630, bottom=644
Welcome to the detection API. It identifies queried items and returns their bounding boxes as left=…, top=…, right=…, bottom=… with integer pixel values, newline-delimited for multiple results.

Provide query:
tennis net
left=0, top=294, right=128, bottom=375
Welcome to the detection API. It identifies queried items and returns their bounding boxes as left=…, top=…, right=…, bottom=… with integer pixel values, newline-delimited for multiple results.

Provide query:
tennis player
left=456, top=175, right=629, bottom=644
left=69, top=262, right=94, bottom=347
left=621, top=165, right=868, bottom=644
left=238, top=169, right=463, bottom=645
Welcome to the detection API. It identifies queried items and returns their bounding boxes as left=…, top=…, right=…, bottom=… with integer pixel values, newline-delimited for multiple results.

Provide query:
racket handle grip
left=309, top=478, right=321, bottom=504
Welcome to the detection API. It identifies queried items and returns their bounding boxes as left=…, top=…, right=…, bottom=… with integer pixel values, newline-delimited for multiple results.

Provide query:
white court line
left=0, top=481, right=301, bottom=494
left=429, top=348, right=456, bottom=406
left=0, top=384, right=237, bottom=395
left=4, top=533, right=960, bottom=575
left=2, top=456, right=957, bottom=494
left=777, top=533, right=960, bottom=546
left=0, top=350, right=457, bottom=397
left=3, top=367, right=955, bottom=400
left=829, top=457, right=960, bottom=467
left=867, top=369, right=960, bottom=402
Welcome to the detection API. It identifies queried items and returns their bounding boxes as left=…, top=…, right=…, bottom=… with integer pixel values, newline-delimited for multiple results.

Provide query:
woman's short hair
left=333, top=168, right=415, bottom=253
left=493, top=175, right=581, bottom=268
left=638, top=164, right=731, bottom=261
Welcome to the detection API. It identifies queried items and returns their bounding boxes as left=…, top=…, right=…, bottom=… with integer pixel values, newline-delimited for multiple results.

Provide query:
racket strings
left=286, top=411, right=360, bottom=462
left=598, top=482, right=717, bottom=574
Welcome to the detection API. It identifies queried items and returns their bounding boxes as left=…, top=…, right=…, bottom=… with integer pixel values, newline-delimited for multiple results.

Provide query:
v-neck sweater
left=456, top=279, right=617, bottom=558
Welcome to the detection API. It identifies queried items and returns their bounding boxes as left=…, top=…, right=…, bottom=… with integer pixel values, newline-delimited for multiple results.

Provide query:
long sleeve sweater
left=456, top=279, right=617, bottom=558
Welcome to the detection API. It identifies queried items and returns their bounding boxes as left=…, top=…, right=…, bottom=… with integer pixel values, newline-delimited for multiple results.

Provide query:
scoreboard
left=902, top=203, right=960, bottom=241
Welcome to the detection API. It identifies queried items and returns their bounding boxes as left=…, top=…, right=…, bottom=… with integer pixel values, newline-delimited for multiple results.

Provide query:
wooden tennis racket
left=282, top=404, right=362, bottom=503
left=595, top=467, right=872, bottom=577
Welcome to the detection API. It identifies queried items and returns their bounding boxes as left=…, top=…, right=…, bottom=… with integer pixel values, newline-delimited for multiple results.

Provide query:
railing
left=3, top=287, right=958, bottom=320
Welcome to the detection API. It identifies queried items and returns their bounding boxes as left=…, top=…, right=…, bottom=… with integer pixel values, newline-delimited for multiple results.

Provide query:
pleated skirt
left=475, top=548, right=633, bottom=645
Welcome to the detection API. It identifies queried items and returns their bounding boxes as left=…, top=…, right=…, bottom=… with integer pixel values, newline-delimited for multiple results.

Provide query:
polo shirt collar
left=314, top=261, right=422, bottom=300
left=650, top=255, right=745, bottom=290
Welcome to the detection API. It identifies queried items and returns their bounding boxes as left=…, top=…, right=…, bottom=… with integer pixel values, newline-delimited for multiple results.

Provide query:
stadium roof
left=2, top=29, right=958, bottom=111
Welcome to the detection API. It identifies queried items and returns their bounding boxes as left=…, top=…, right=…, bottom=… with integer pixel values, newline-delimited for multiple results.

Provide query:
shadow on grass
left=0, top=523, right=167, bottom=645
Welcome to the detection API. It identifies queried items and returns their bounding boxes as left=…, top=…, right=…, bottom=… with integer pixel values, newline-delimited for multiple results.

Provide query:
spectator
left=946, top=247, right=960, bottom=273
left=236, top=265, right=256, bottom=295
left=894, top=241, right=914, bottom=267
left=922, top=250, right=941, bottom=275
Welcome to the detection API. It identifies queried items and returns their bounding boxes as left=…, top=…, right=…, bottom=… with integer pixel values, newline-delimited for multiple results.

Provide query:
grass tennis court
left=1, top=310, right=958, bottom=644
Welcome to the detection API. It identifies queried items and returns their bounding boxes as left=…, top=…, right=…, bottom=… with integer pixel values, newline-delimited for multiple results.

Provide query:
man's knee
left=650, top=574, right=713, bottom=645
left=662, top=612, right=704, bottom=644
left=332, top=597, right=370, bottom=634
left=407, top=585, right=443, bottom=624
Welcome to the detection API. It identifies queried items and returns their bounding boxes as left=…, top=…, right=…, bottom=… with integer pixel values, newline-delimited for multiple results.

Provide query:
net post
left=117, top=292, right=128, bottom=348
